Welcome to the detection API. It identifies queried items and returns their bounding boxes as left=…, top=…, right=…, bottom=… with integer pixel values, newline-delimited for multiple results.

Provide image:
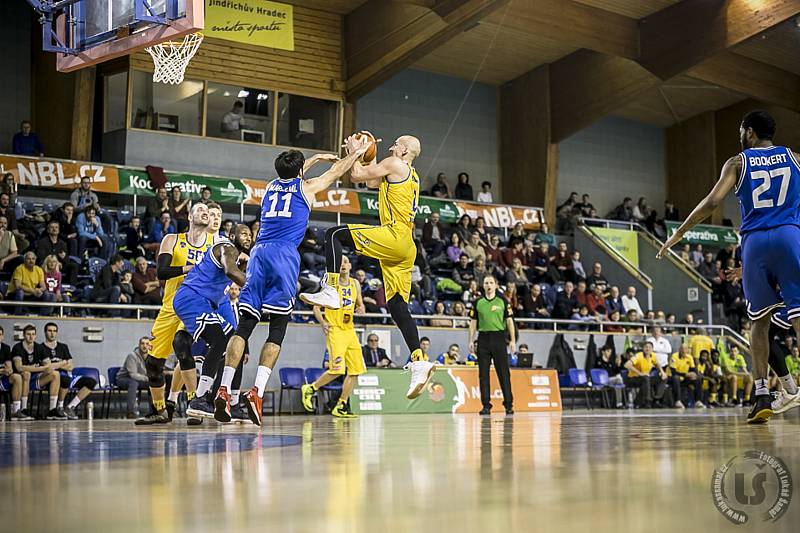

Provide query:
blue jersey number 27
left=752, top=167, right=791, bottom=209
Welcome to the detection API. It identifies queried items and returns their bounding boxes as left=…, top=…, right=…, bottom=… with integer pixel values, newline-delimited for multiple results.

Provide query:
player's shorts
left=772, top=308, right=792, bottom=330
left=150, top=299, right=184, bottom=360
left=217, top=299, right=238, bottom=331
left=173, top=287, right=234, bottom=342
left=326, top=328, right=366, bottom=376
left=0, top=375, right=11, bottom=391
left=741, top=225, right=800, bottom=320
left=347, top=223, right=416, bottom=301
left=58, top=371, right=97, bottom=391
left=239, top=242, right=299, bottom=319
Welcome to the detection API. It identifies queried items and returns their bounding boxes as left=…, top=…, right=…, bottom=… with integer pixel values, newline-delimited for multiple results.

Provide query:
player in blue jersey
left=173, top=221, right=250, bottom=423
left=659, top=110, right=800, bottom=423
left=214, top=140, right=369, bottom=425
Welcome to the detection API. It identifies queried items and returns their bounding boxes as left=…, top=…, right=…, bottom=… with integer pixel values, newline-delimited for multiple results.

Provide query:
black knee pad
left=235, top=314, right=259, bottom=341
left=172, top=330, right=196, bottom=371
left=145, top=355, right=166, bottom=388
left=267, top=313, right=290, bottom=346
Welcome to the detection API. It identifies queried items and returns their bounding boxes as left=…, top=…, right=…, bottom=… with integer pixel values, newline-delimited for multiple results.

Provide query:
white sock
left=49, top=396, right=58, bottom=410
left=254, top=366, right=272, bottom=398
left=57, top=400, right=64, bottom=408
left=220, top=366, right=236, bottom=390
left=755, top=378, right=769, bottom=397
left=12, top=401, right=20, bottom=412
left=231, top=390, right=240, bottom=405
left=68, top=396, right=81, bottom=409
left=21, top=397, right=28, bottom=410
left=168, top=391, right=180, bottom=403
left=779, top=374, right=799, bottom=395
left=196, top=376, right=214, bottom=397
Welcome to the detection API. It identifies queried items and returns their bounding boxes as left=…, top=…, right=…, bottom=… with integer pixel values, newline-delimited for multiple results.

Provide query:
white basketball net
left=146, top=32, right=204, bottom=85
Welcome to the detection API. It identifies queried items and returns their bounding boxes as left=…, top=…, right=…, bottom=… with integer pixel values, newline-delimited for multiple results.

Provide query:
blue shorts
left=218, top=299, right=238, bottom=330
left=772, top=308, right=792, bottom=330
left=0, top=375, right=10, bottom=391
left=239, top=242, right=299, bottom=319
left=741, top=225, right=800, bottom=320
left=173, top=287, right=234, bottom=342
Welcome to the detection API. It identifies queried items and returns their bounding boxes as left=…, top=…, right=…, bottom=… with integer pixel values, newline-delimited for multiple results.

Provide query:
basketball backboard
left=27, top=0, right=203, bottom=72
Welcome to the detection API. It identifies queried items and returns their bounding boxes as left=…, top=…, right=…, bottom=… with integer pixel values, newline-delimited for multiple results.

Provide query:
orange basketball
left=354, top=130, right=377, bottom=163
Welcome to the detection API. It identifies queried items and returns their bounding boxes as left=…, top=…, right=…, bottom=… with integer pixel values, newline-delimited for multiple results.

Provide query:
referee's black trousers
left=477, top=331, right=513, bottom=410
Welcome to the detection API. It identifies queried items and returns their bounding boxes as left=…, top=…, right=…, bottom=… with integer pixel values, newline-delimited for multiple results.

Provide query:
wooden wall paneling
left=70, top=67, right=96, bottom=160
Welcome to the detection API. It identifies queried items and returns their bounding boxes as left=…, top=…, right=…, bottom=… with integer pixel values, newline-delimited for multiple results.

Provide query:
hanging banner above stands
left=205, top=0, right=295, bottom=51
left=592, top=227, right=640, bottom=268
left=0, top=154, right=545, bottom=229
left=665, top=222, right=739, bottom=247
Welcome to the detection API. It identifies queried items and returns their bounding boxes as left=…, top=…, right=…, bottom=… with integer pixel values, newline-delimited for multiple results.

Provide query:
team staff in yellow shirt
left=624, top=341, right=667, bottom=408
left=669, top=345, right=704, bottom=408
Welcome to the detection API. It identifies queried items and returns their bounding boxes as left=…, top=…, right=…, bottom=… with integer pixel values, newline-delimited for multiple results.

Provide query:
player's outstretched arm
left=220, top=244, right=247, bottom=287
left=303, top=141, right=368, bottom=198
left=303, top=153, right=339, bottom=174
left=656, top=155, right=741, bottom=258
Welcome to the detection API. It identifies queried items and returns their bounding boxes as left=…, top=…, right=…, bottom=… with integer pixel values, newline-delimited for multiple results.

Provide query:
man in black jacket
left=553, top=281, right=579, bottom=319
left=362, top=334, right=392, bottom=367
left=91, top=254, right=129, bottom=316
left=35, top=220, right=77, bottom=285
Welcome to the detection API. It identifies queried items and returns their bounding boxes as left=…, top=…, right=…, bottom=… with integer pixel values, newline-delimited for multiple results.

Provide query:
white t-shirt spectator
left=646, top=335, right=672, bottom=368
left=621, top=294, right=643, bottom=318
left=221, top=111, right=244, bottom=137
left=477, top=191, right=493, bottom=203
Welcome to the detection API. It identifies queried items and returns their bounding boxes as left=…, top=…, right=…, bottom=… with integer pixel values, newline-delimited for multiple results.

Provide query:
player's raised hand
left=656, top=235, right=680, bottom=259
left=316, top=153, right=339, bottom=163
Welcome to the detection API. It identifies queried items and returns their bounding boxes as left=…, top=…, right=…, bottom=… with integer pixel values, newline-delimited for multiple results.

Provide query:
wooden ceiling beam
left=344, top=0, right=510, bottom=100
left=638, top=0, right=800, bottom=80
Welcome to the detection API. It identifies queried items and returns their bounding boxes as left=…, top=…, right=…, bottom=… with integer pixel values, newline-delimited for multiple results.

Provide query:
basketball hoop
left=146, top=32, right=203, bottom=85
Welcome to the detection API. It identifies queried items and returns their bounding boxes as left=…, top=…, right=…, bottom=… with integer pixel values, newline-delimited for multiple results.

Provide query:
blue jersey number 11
left=264, top=192, right=293, bottom=218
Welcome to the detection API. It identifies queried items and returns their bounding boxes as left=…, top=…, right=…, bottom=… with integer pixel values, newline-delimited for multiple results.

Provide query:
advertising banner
left=665, top=221, right=739, bottom=247
left=0, top=155, right=121, bottom=194
left=205, top=0, right=294, bottom=51
left=350, top=368, right=561, bottom=414
left=592, top=227, right=639, bottom=268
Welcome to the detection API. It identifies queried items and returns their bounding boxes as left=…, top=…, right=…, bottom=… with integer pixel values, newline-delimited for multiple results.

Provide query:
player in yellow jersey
left=135, top=202, right=215, bottom=425
left=301, top=256, right=365, bottom=417
left=301, top=134, right=435, bottom=400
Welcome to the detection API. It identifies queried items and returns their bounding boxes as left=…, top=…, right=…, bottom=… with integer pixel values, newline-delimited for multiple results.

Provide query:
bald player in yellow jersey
left=301, top=134, right=436, bottom=400
left=135, top=202, right=215, bottom=425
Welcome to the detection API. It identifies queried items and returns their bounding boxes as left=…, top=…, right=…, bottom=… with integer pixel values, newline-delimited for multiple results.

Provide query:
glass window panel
left=276, top=93, right=339, bottom=151
left=206, top=83, right=273, bottom=143
left=104, top=71, right=128, bottom=133
left=130, top=70, right=203, bottom=135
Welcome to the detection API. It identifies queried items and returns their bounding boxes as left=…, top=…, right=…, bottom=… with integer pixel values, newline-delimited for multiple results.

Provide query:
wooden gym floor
left=1, top=411, right=799, bottom=533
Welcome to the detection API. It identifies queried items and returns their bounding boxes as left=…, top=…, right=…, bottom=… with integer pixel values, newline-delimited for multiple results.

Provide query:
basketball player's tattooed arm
left=155, top=234, right=193, bottom=280
left=302, top=153, right=339, bottom=174
left=219, top=244, right=247, bottom=287
left=303, top=138, right=369, bottom=198
left=657, top=155, right=742, bottom=258
left=349, top=156, right=407, bottom=189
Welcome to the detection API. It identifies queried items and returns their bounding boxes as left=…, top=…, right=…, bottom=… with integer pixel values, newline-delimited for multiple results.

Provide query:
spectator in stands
left=91, top=254, right=128, bottom=316
left=52, top=202, right=78, bottom=256
left=70, top=176, right=101, bottom=215
left=551, top=244, right=574, bottom=283
left=430, top=301, right=452, bottom=327
left=119, top=270, right=135, bottom=303
left=8, top=251, right=55, bottom=314
left=299, top=227, right=325, bottom=272
left=586, top=284, right=605, bottom=315
left=485, top=234, right=505, bottom=271
left=608, top=197, right=634, bottom=221
left=198, top=187, right=213, bottom=205
left=121, top=216, right=146, bottom=259
left=0, top=215, right=19, bottom=274
left=132, top=256, right=161, bottom=308
left=454, top=172, right=474, bottom=200
left=12, top=324, right=64, bottom=419
left=462, top=279, right=482, bottom=308
left=505, top=257, right=528, bottom=292
left=41, top=322, right=96, bottom=419
left=575, top=280, right=588, bottom=306
left=144, top=212, right=176, bottom=255
left=625, top=341, right=667, bottom=408
left=678, top=243, right=691, bottom=263
left=586, top=262, right=608, bottom=292
left=605, top=310, right=624, bottom=332
left=632, top=197, right=650, bottom=222
left=431, top=173, right=450, bottom=198
left=786, top=346, right=800, bottom=384
left=697, top=252, right=721, bottom=286
left=11, top=120, right=44, bottom=156
left=0, top=173, right=18, bottom=207
left=570, top=305, right=597, bottom=330
left=144, top=187, right=170, bottom=223
left=664, top=201, right=679, bottom=221
left=422, top=211, right=447, bottom=257
left=721, top=261, right=746, bottom=329
left=446, top=233, right=464, bottom=264
left=508, top=222, right=526, bottom=245
left=451, top=301, right=469, bottom=327
left=646, top=326, right=672, bottom=369
left=363, top=334, right=392, bottom=367
left=117, top=337, right=152, bottom=418
left=472, top=255, right=489, bottom=287
left=577, top=194, right=595, bottom=217
left=0, top=325, right=33, bottom=420
left=690, top=244, right=703, bottom=267
left=473, top=217, right=489, bottom=245
left=42, top=255, right=69, bottom=305
left=35, top=220, right=77, bottom=285
left=670, top=344, right=701, bottom=408
left=0, top=192, right=28, bottom=252
left=420, top=337, right=431, bottom=361
left=621, top=286, right=643, bottom=318
left=555, top=204, right=578, bottom=235
left=524, top=283, right=550, bottom=326
left=168, top=186, right=191, bottom=232
left=624, top=310, right=643, bottom=333
left=453, top=253, right=476, bottom=290
left=477, top=181, right=493, bottom=203
left=504, top=284, right=524, bottom=318
left=76, top=205, right=110, bottom=260
left=534, top=222, right=556, bottom=248
left=605, top=285, right=623, bottom=315
left=436, top=343, right=461, bottom=365
left=559, top=192, right=579, bottom=212
left=716, top=243, right=736, bottom=267
left=526, top=241, right=548, bottom=284
left=595, top=345, right=624, bottom=406
left=463, top=231, right=486, bottom=263
left=503, top=239, right=526, bottom=270
left=221, top=101, right=245, bottom=138
left=553, top=281, right=578, bottom=319
left=452, top=215, right=472, bottom=244
left=572, top=250, right=586, bottom=280
left=354, top=269, right=382, bottom=315
left=221, top=219, right=235, bottom=239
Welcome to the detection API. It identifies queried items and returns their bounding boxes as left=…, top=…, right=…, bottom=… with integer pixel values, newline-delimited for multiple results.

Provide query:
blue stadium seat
left=278, top=367, right=305, bottom=415
left=422, top=299, right=435, bottom=315
left=88, top=257, right=107, bottom=278
left=589, top=368, right=613, bottom=408
left=71, top=367, right=107, bottom=417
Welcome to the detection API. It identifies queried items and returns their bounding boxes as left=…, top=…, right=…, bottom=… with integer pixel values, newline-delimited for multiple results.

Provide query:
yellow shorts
left=347, top=223, right=416, bottom=301
left=149, top=301, right=185, bottom=360
left=327, top=328, right=366, bottom=376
